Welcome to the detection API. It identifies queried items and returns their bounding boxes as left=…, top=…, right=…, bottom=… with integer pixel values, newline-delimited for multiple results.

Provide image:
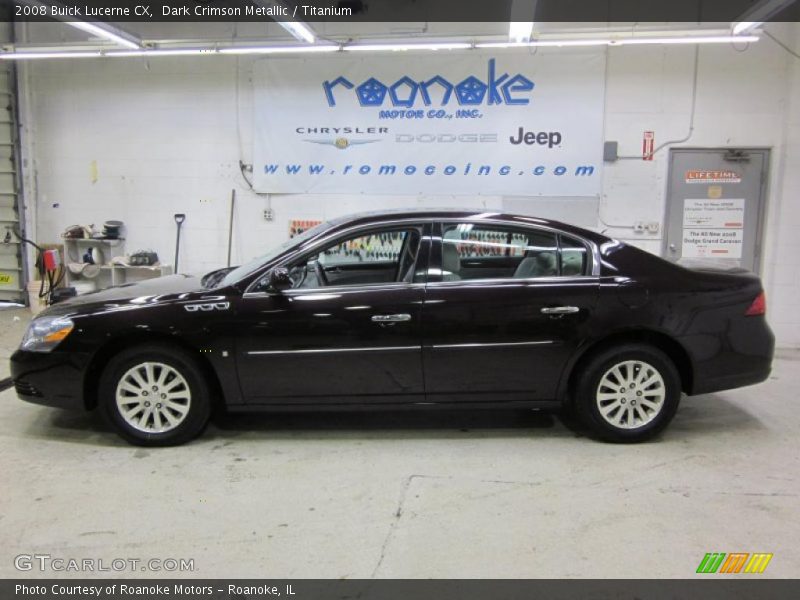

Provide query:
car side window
left=284, top=227, right=422, bottom=290
left=441, top=223, right=589, bottom=281
left=318, top=231, right=407, bottom=266
left=560, top=235, right=590, bottom=276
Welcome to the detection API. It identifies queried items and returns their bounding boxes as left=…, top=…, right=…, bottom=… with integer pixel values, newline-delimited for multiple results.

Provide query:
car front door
left=234, top=223, right=429, bottom=404
left=421, top=221, right=599, bottom=403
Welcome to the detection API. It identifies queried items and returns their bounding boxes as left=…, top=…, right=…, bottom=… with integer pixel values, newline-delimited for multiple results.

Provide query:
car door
left=234, top=222, right=430, bottom=404
left=421, top=221, right=599, bottom=403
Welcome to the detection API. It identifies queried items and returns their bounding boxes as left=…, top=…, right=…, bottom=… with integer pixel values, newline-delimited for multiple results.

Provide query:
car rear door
left=421, top=221, right=599, bottom=402
left=233, top=222, right=430, bottom=404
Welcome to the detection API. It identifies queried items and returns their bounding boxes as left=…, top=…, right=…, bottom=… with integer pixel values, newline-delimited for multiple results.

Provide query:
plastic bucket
left=26, top=279, right=49, bottom=316
left=72, top=280, right=97, bottom=295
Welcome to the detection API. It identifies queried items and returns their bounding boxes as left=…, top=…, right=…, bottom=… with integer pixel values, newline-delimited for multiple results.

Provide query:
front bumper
left=9, top=349, right=91, bottom=411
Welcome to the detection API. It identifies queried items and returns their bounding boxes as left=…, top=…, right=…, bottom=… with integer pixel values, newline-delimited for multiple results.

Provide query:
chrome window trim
left=242, top=217, right=601, bottom=294
left=242, top=281, right=426, bottom=300
left=424, top=274, right=599, bottom=289
left=285, top=282, right=426, bottom=295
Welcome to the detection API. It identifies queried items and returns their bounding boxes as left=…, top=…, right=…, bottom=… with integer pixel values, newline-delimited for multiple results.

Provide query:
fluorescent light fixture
left=111, top=45, right=339, bottom=57
left=0, top=51, right=103, bottom=59
left=249, top=1, right=317, bottom=43
left=611, top=35, right=760, bottom=45
left=477, top=35, right=759, bottom=49
left=67, top=21, right=141, bottom=50
left=344, top=42, right=473, bottom=52
left=219, top=44, right=339, bottom=55
left=732, top=21, right=763, bottom=34
left=280, top=20, right=316, bottom=44
left=107, top=49, right=219, bottom=57
left=476, top=39, right=610, bottom=48
left=508, top=22, right=534, bottom=43
left=14, top=0, right=141, bottom=48
left=0, top=33, right=761, bottom=61
left=730, top=0, right=796, bottom=35
left=0, top=45, right=341, bottom=60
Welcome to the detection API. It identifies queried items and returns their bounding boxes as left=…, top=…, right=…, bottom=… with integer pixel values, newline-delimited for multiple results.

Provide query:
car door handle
left=371, top=314, right=412, bottom=323
left=541, top=306, right=580, bottom=315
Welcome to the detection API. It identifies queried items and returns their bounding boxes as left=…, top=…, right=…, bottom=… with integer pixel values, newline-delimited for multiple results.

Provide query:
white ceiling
left=14, top=20, right=738, bottom=50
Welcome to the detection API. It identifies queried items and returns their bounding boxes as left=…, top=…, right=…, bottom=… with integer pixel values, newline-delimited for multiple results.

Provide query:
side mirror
left=269, top=267, right=292, bottom=292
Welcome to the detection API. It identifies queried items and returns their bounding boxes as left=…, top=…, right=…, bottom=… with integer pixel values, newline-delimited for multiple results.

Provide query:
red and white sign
left=685, top=170, right=741, bottom=184
left=642, top=131, right=654, bottom=161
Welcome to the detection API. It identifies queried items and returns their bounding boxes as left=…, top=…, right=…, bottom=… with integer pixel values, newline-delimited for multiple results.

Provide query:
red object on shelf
left=42, top=249, right=61, bottom=272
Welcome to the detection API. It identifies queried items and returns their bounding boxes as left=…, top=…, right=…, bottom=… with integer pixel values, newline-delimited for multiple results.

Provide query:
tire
left=99, top=343, right=211, bottom=446
left=573, top=343, right=681, bottom=443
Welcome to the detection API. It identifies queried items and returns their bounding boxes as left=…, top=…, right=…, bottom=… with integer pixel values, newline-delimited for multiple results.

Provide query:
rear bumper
left=687, top=317, right=775, bottom=396
left=691, top=366, right=772, bottom=395
left=9, top=349, right=90, bottom=411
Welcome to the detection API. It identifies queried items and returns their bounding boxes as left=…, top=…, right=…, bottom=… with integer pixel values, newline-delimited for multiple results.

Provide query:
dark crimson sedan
left=11, top=209, right=774, bottom=445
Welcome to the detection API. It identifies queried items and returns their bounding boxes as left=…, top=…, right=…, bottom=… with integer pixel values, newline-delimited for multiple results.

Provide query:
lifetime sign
left=323, top=59, right=535, bottom=108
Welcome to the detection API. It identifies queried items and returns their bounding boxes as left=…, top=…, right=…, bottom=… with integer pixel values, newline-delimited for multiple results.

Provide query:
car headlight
left=21, top=316, right=75, bottom=352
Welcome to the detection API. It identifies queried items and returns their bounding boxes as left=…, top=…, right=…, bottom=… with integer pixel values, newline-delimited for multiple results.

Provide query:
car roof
left=325, top=208, right=612, bottom=245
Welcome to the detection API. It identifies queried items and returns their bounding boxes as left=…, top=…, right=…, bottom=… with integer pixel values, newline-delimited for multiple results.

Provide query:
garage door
left=0, top=61, right=25, bottom=304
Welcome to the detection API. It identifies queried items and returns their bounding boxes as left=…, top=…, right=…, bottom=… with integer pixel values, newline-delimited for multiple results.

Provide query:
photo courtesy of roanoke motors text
left=1, top=0, right=799, bottom=597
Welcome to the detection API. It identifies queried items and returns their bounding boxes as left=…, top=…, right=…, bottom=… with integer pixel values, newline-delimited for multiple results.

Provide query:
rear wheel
left=99, top=344, right=211, bottom=446
left=573, top=343, right=681, bottom=442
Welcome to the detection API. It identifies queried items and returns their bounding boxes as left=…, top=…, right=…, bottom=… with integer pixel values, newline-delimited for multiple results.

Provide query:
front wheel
left=573, top=344, right=681, bottom=442
left=99, top=344, right=211, bottom=446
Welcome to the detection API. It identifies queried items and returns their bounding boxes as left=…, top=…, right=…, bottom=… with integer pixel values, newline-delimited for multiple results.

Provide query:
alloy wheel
left=595, top=360, right=666, bottom=430
left=115, top=362, right=192, bottom=433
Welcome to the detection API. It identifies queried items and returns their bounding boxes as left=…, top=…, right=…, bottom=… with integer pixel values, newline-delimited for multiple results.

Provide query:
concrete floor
left=0, top=307, right=798, bottom=579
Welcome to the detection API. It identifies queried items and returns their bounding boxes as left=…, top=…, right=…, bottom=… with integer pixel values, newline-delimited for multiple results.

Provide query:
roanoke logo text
left=323, top=59, right=534, bottom=108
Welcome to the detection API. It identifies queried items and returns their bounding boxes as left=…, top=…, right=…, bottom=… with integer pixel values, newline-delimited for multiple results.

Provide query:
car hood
left=41, top=274, right=211, bottom=317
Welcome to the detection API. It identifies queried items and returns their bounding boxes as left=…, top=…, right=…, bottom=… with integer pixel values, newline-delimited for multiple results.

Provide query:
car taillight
left=745, top=291, right=766, bottom=316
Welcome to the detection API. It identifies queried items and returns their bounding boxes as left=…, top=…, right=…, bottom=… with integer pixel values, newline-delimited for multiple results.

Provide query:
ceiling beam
left=509, top=0, right=537, bottom=42
left=732, top=0, right=798, bottom=34
left=16, top=0, right=142, bottom=49
left=249, top=0, right=317, bottom=43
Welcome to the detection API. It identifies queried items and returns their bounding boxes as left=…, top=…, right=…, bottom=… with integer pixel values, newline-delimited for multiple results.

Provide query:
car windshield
left=212, top=221, right=332, bottom=288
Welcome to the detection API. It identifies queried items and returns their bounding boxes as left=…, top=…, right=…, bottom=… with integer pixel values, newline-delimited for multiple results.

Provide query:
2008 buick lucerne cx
left=11, top=209, right=774, bottom=446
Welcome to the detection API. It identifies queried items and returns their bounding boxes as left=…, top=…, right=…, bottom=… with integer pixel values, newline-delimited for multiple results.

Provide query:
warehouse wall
left=602, top=23, right=800, bottom=347
left=766, top=24, right=800, bottom=348
left=17, top=23, right=800, bottom=346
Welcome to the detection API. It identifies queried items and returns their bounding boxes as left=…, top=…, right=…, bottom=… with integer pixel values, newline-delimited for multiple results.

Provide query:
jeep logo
left=323, top=59, right=534, bottom=108
left=509, top=127, right=563, bottom=148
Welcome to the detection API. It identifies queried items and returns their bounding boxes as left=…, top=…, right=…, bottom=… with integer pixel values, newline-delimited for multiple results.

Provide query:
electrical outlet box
left=603, top=141, right=618, bottom=162
left=647, top=222, right=660, bottom=234
left=263, top=209, right=274, bottom=221
left=633, top=221, right=646, bottom=233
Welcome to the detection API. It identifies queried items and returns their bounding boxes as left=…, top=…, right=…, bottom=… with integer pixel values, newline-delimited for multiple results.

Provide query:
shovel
left=174, top=214, right=186, bottom=273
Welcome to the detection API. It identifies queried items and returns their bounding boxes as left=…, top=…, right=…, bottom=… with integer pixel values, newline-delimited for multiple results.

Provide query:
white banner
left=682, top=198, right=745, bottom=259
left=253, top=51, right=605, bottom=196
